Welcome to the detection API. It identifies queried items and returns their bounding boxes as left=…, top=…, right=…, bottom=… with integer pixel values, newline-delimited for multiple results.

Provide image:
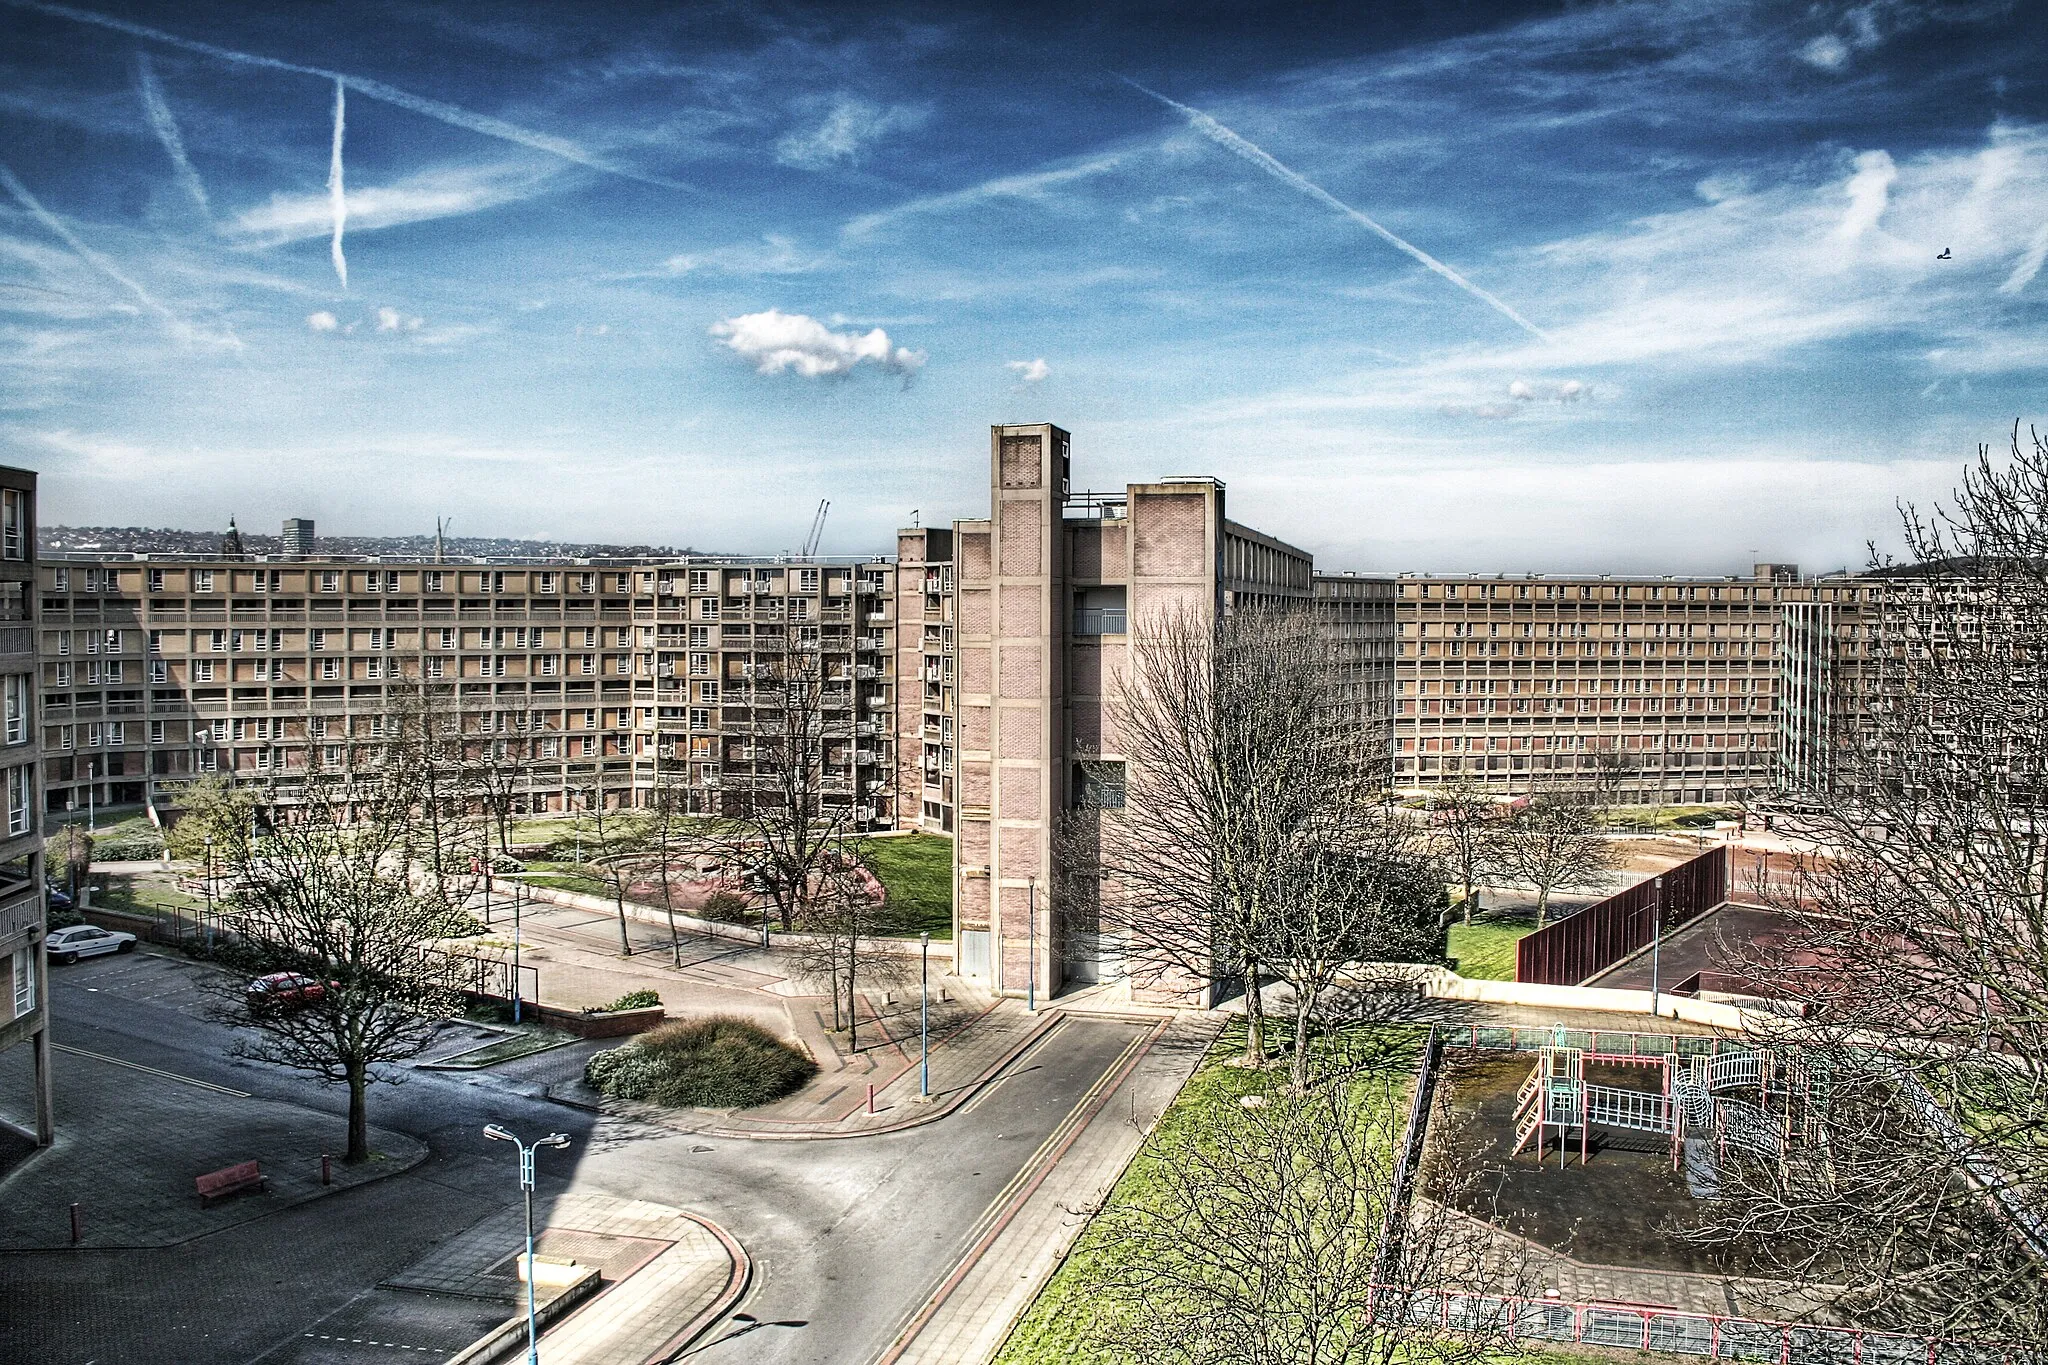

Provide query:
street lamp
left=1648, top=875, right=1665, bottom=1017
left=1026, top=877, right=1037, bottom=1013
left=919, top=930, right=931, bottom=1099
left=482, top=1124, right=571, bottom=1365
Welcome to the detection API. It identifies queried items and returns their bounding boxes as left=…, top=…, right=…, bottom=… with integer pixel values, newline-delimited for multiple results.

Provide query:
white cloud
left=1833, top=149, right=1896, bottom=242
left=1999, top=220, right=2048, bottom=294
left=376, top=307, right=423, bottom=332
left=306, top=310, right=338, bottom=332
left=1800, top=34, right=1850, bottom=70
left=1005, top=358, right=1050, bottom=383
left=642, top=235, right=831, bottom=279
left=1508, top=378, right=1586, bottom=402
left=776, top=96, right=920, bottom=170
left=709, top=309, right=924, bottom=381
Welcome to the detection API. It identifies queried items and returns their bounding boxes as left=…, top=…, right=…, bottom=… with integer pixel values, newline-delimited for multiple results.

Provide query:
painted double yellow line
left=876, top=1016, right=1166, bottom=1365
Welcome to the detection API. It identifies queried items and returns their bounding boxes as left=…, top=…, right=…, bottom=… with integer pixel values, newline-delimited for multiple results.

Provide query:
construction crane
left=801, top=499, right=829, bottom=558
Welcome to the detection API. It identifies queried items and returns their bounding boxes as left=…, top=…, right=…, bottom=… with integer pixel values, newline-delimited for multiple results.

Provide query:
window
left=581, top=627, right=599, bottom=648
left=194, top=660, right=215, bottom=682
left=369, top=628, right=391, bottom=650
left=579, top=655, right=596, bottom=675
left=55, top=632, right=69, bottom=657
left=149, top=660, right=167, bottom=684
left=538, top=655, right=558, bottom=676
left=58, top=725, right=73, bottom=749
left=424, top=570, right=444, bottom=593
left=699, top=679, right=720, bottom=702
left=1073, top=586, right=1127, bottom=636
left=210, top=630, right=227, bottom=652
left=537, top=572, right=556, bottom=594
left=319, top=658, right=340, bottom=680
left=424, top=657, right=444, bottom=680
left=539, top=737, right=560, bottom=759
left=0, top=489, right=23, bottom=561
left=365, top=657, right=385, bottom=679
left=309, top=717, right=327, bottom=739
left=7, top=765, right=29, bottom=835
left=196, top=749, right=218, bottom=772
left=207, top=719, right=227, bottom=743
left=1074, top=760, right=1127, bottom=809
left=2, top=675, right=25, bottom=745
left=147, top=568, right=164, bottom=592
left=193, top=570, right=214, bottom=593
left=320, top=571, right=340, bottom=593
left=310, top=629, right=327, bottom=651
left=12, top=944, right=33, bottom=1017
left=689, top=708, right=710, bottom=731
left=150, top=720, right=165, bottom=744
left=437, top=628, right=455, bottom=649
left=53, top=567, right=68, bottom=592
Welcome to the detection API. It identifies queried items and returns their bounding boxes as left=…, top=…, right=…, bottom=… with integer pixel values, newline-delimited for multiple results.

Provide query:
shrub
left=583, top=1014, right=816, bottom=1110
left=698, top=890, right=755, bottom=924
left=91, top=823, right=166, bottom=861
left=594, top=988, right=661, bottom=1013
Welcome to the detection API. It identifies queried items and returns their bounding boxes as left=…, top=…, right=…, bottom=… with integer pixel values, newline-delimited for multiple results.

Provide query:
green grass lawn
left=994, top=1025, right=1420, bottom=1365
left=853, top=833, right=953, bottom=938
left=92, top=871, right=206, bottom=917
left=1447, top=911, right=1540, bottom=980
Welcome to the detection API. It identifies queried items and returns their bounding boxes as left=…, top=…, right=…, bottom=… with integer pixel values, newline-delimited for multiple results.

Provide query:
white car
left=46, top=924, right=137, bottom=964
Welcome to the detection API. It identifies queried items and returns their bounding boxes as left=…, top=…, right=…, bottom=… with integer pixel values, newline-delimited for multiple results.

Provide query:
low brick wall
left=465, top=994, right=667, bottom=1038
left=80, top=907, right=161, bottom=939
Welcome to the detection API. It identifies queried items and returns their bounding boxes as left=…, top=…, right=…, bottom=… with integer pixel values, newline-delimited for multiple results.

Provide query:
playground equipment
left=1512, top=1036, right=1796, bottom=1177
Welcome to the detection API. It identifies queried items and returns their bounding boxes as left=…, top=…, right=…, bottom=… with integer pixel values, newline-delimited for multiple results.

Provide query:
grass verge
left=1447, top=910, right=1540, bottom=981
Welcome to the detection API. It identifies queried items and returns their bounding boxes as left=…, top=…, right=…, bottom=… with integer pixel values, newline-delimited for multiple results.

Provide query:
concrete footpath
left=878, top=1010, right=1221, bottom=1365
left=385, top=1191, right=745, bottom=1365
left=0, top=1023, right=423, bottom=1250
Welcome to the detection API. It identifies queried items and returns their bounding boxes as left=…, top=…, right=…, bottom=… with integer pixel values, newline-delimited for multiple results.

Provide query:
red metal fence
left=1515, top=845, right=1727, bottom=986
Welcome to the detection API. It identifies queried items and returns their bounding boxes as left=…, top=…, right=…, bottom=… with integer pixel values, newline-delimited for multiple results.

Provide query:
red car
left=245, top=972, right=331, bottom=1011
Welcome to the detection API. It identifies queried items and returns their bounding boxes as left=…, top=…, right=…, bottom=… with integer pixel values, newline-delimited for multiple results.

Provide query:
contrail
left=327, top=79, right=347, bottom=289
left=134, top=51, right=209, bottom=215
left=0, top=160, right=237, bottom=348
left=1125, top=78, right=1548, bottom=341
left=6, top=0, right=692, bottom=192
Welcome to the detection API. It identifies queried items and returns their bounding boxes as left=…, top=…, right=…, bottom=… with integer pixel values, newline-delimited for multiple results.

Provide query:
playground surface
left=1439, top=1053, right=1731, bottom=1275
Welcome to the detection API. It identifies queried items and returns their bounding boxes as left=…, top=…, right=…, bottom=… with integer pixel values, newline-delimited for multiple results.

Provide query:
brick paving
left=0, top=1034, right=424, bottom=1249
left=384, top=1191, right=740, bottom=1365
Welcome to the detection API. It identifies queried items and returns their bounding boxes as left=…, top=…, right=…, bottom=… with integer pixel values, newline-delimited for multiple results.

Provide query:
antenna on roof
left=434, top=517, right=449, bottom=563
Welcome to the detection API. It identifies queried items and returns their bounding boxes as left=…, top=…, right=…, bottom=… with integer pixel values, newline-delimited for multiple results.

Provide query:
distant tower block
left=282, top=518, right=315, bottom=558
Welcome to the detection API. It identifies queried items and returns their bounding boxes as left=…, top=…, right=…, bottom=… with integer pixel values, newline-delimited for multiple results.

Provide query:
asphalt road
left=1, top=949, right=1153, bottom=1365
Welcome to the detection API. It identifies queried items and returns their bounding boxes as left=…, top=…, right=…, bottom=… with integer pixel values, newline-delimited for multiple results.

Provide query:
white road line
left=52, top=1044, right=251, bottom=1097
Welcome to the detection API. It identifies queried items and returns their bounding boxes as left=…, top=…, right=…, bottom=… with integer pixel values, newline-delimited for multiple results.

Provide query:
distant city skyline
left=4, top=1, right=2046, bottom=574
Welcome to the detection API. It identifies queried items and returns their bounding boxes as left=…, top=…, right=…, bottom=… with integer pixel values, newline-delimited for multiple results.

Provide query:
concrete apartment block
left=894, top=527, right=954, bottom=833
left=36, top=554, right=899, bottom=825
left=0, top=465, right=51, bottom=1148
left=1393, top=566, right=1874, bottom=803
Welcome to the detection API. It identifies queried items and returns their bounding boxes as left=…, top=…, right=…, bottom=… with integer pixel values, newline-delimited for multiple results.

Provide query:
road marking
left=301, top=1334, right=439, bottom=1352
left=53, top=1044, right=251, bottom=1097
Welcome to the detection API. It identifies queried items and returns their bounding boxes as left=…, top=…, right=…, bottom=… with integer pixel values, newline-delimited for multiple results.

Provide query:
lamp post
left=482, top=1125, right=570, bottom=1365
left=511, top=884, right=525, bottom=1025
left=919, top=931, right=931, bottom=1099
left=1649, top=875, right=1665, bottom=1017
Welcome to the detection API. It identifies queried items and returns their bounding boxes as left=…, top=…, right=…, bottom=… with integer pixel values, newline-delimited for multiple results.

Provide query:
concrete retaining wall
left=507, top=880, right=957, bottom=961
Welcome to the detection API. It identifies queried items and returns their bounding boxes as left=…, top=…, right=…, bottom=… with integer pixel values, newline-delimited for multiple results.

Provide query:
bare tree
left=785, top=843, right=912, bottom=1050
left=692, top=622, right=880, bottom=933
left=578, top=780, right=647, bottom=956
left=472, top=737, right=529, bottom=861
left=1703, top=426, right=2048, bottom=1341
left=50, top=824, right=92, bottom=907
left=1080, top=606, right=1350, bottom=1067
left=210, top=751, right=469, bottom=1164
left=1089, top=1066, right=1523, bottom=1365
left=644, top=759, right=695, bottom=965
left=1430, top=777, right=1505, bottom=925
left=1491, top=787, right=1616, bottom=921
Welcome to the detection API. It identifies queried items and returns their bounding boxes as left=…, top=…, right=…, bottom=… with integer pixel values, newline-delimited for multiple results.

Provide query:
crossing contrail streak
left=134, top=51, right=209, bottom=215
left=6, top=0, right=692, bottom=191
left=1125, top=78, right=1549, bottom=341
left=328, top=79, right=347, bottom=289
left=0, top=161, right=237, bottom=348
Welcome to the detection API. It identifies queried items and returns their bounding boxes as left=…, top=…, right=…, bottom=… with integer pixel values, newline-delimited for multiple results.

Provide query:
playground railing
left=1376, top=1287, right=2025, bottom=1365
left=1440, top=1024, right=1748, bottom=1059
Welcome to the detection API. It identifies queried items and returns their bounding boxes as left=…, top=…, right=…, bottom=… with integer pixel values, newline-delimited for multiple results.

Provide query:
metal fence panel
left=1515, top=844, right=1729, bottom=985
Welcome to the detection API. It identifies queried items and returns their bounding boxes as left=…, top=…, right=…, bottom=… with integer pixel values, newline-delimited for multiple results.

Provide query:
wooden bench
left=195, top=1160, right=267, bottom=1205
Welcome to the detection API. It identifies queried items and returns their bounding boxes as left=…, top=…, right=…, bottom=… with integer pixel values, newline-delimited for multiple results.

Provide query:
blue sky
left=2, top=0, right=2045, bottom=572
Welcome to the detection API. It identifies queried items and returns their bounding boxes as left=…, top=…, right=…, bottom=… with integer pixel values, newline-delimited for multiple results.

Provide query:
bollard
left=866, top=1083, right=876, bottom=1115
left=321, top=1154, right=332, bottom=1186
left=69, top=1202, right=82, bottom=1245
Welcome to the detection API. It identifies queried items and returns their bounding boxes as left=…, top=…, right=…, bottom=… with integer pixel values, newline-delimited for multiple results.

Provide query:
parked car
left=245, top=972, right=331, bottom=1012
left=45, top=886, right=74, bottom=913
left=46, top=924, right=137, bottom=963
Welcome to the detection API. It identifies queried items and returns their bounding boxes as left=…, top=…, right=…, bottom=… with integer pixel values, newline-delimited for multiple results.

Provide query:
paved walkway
left=880, top=1011, right=1221, bottom=1365
left=386, top=1191, right=743, bottom=1365
left=0, top=1032, right=423, bottom=1249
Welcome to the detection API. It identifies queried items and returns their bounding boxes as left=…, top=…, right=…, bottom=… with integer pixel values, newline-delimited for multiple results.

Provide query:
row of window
left=56, top=565, right=871, bottom=597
